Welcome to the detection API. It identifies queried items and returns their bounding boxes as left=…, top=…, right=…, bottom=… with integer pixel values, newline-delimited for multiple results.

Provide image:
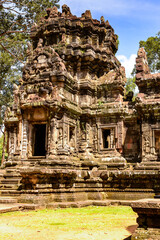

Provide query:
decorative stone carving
left=2, top=5, right=160, bottom=205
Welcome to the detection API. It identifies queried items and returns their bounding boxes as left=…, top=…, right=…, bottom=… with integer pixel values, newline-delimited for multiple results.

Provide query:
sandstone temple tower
left=1, top=5, right=160, bottom=204
left=5, top=5, right=127, bottom=165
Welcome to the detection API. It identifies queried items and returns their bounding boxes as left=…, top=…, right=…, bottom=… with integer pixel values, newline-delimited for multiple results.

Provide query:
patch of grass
left=0, top=206, right=137, bottom=240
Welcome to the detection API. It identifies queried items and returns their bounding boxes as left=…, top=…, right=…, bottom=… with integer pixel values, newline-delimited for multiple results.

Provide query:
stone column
left=117, top=121, right=123, bottom=151
left=8, top=128, right=14, bottom=159
left=17, top=119, right=22, bottom=157
left=49, top=118, right=58, bottom=158
left=1, top=128, right=7, bottom=165
left=142, top=123, right=151, bottom=162
left=97, top=120, right=101, bottom=152
left=92, top=124, right=98, bottom=153
left=63, top=123, right=68, bottom=150
left=86, top=121, right=93, bottom=151
left=110, top=128, right=115, bottom=149
left=57, top=127, right=63, bottom=150
left=21, top=119, right=28, bottom=159
left=28, top=123, right=33, bottom=158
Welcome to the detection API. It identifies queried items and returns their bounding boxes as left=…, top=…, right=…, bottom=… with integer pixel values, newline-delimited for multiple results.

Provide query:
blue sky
left=59, top=0, right=160, bottom=77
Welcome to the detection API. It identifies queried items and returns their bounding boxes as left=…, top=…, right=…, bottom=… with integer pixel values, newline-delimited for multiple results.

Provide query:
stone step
left=47, top=199, right=134, bottom=209
left=22, top=161, right=40, bottom=164
left=0, top=184, right=19, bottom=190
left=19, top=203, right=41, bottom=210
left=106, top=162, right=126, bottom=165
left=141, top=161, right=160, bottom=165
left=47, top=200, right=94, bottom=208
left=0, top=170, right=6, bottom=174
left=3, top=174, right=21, bottom=178
left=0, top=189, right=21, bottom=196
left=5, top=168, right=20, bottom=173
left=22, top=158, right=46, bottom=163
left=23, top=162, right=39, bottom=165
left=0, top=204, right=20, bottom=213
left=1, top=179, right=20, bottom=184
left=135, top=166, right=160, bottom=170
left=0, top=203, right=40, bottom=213
left=0, top=197, right=17, bottom=204
left=135, top=163, right=160, bottom=169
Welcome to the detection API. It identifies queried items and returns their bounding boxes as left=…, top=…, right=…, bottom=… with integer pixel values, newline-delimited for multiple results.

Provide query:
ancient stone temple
left=1, top=5, right=160, bottom=205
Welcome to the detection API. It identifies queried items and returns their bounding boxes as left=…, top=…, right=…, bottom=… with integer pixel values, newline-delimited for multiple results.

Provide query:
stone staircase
left=0, top=158, right=47, bottom=197
left=0, top=167, right=43, bottom=212
left=21, top=157, right=45, bottom=167
left=0, top=168, right=21, bottom=197
left=135, top=161, right=160, bottom=170
left=93, top=153, right=127, bottom=170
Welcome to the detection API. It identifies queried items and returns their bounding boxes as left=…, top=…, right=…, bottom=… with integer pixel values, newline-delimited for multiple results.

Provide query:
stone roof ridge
left=136, top=47, right=160, bottom=95
left=98, top=66, right=126, bottom=85
left=136, top=47, right=150, bottom=80
left=37, top=4, right=113, bottom=29
left=136, top=47, right=160, bottom=80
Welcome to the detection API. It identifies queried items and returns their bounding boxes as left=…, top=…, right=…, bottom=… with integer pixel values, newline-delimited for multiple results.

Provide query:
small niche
left=99, top=34, right=104, bottom=45
left=47, top=34, right=62, bottom=45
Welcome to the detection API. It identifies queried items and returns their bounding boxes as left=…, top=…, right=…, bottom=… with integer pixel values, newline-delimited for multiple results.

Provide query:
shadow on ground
left=123, top=236, right=131, bottom=240
left=123, top=224, right=138, bottom=240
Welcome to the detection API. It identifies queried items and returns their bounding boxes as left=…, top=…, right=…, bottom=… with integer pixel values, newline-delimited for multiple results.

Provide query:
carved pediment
left=23, top=47, right=67, bottom=82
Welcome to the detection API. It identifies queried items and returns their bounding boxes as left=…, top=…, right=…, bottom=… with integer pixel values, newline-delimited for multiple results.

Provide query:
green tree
left=139, top=32, right=160, bottom=72
left=125, top=76, right=136, bottom=95
left=126, top=32, right=160, bottom=95
left=0, top=135, right=3, bottom=164
left=0, top=0, right=60, bottom=123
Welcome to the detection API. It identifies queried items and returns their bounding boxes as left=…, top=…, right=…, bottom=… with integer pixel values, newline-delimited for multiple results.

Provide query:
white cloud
left=117, top=54, right=137, bottom=78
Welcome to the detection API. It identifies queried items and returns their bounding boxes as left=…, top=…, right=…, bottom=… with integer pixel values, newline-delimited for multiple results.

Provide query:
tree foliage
left=0, top=136, right=3, bottom=163
left=139, top=32, right=160, bottom=72
left=126, top=32, right=160, bottom=95
left=125, top=77, right=136, bottom=95
left=0, top=0, right=60, bottom=123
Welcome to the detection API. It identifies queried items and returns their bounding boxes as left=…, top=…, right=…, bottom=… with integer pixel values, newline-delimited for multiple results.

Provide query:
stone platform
left=0, top=197, right=41, bottom=213
left=0, top=197, right=135, bottom=213
left=1, top=4, right=160, bottom=217
left=131, top=198, right=160, bottom=240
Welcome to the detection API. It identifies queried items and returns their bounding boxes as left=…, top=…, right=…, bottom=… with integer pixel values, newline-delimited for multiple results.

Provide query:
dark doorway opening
left=33, top=124, right=46, bottom=156
left=102, top=129, right=111, bottom=149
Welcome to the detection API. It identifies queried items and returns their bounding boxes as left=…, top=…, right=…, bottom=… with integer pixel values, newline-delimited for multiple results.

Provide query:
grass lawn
left=0, top=206, right=137, bottom=240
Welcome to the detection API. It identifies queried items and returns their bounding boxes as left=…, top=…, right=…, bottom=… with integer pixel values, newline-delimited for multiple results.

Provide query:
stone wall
left=1, top=5, right=160, bottom=203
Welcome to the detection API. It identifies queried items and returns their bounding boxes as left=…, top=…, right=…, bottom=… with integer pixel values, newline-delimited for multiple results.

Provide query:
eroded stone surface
left=131, top=199, right=160, bottom=239
left=1, top=5, right=160, bottom=204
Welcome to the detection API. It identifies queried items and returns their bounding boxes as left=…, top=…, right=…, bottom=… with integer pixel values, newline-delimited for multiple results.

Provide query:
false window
left=102, top=128, right=115, bottom=149
left=155, top=130, right=160, bottom=154
left=69, top=126, right=75, bottom=142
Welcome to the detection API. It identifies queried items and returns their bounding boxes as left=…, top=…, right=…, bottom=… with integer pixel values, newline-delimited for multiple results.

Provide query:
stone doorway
left=33, top=124, right=46, bottom=156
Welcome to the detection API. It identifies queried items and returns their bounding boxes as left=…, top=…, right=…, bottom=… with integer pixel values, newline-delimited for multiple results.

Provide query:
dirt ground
left=0, top=206, right=137, bottom=240
left=0, top=224, right=137, bottom=240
